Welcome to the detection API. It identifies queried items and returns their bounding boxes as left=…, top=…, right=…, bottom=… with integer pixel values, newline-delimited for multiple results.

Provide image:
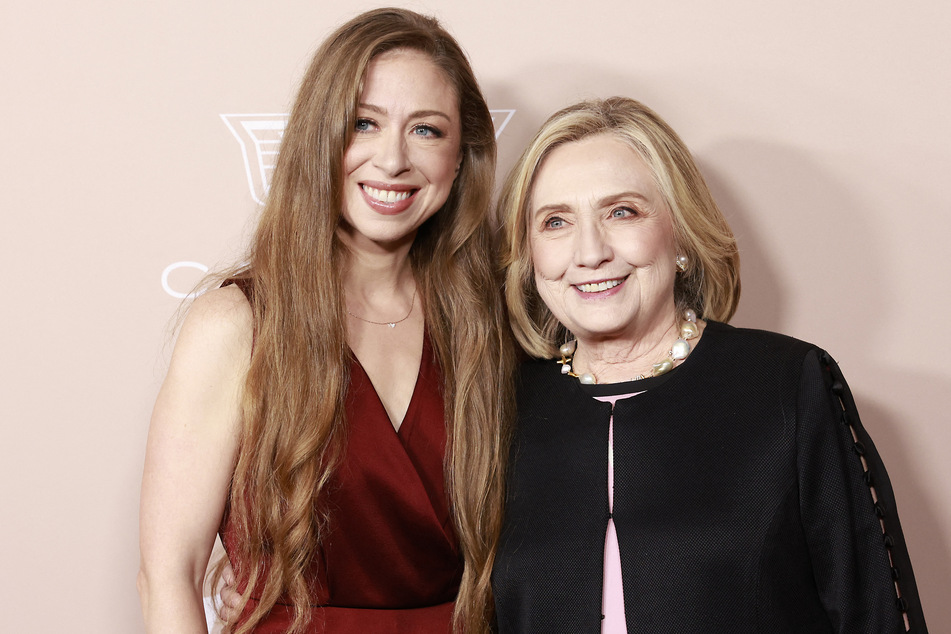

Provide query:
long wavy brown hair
left=500, top=97, right=741, bottom=358
left=211, top=8, right=515, bottom=633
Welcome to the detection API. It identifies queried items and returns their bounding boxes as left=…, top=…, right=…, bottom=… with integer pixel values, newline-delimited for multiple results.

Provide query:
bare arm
left=138, top=286, right=252, bottom=633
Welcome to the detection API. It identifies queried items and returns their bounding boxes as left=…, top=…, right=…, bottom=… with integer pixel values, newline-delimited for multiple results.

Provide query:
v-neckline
left=348, top=334, right=428, bottom=438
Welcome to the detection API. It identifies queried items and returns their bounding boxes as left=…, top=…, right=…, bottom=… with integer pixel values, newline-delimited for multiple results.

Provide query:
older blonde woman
left=492, top=97, right=926, bottom=633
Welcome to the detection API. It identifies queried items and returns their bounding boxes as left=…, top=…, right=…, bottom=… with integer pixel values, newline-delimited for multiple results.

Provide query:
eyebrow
left=357, top=103, right=453, bottom=122
left=532, top=191, right=651, bottom=218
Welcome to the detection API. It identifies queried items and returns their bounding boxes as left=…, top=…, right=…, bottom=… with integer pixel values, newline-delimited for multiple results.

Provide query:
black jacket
left=493, top=321, right=925, bottom=633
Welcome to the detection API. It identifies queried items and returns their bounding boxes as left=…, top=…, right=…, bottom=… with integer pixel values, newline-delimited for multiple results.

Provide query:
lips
left=359, top=183, right=419, bottom=215
left=574, top=276, right=627, bottom=294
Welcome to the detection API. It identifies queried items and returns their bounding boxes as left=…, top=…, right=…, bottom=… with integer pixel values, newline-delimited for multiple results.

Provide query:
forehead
left=529, top=133, right=659, bottom=208
left=360, top=48, right=459, bottom=113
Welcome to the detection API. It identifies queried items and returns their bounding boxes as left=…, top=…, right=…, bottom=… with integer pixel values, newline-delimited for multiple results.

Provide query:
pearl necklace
left=346, top=287, right=417, bottom=328
left=557, top=310, right=700, bottom=384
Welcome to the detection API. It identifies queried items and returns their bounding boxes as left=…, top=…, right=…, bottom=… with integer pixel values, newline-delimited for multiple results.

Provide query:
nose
left=372, top=128, right=411, bottom=176
left=573, top=217, right=612, bottom=269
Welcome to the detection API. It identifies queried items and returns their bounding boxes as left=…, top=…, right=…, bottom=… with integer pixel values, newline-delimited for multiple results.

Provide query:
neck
left=573, top=315, right=682, bottom=384
left=339, top=228, right=416, bottom=296
left=337, top=221, right=417, bottom=264
left=341, top=241, right=418, bottom=328
left=344, top=251, right=415, bottom=296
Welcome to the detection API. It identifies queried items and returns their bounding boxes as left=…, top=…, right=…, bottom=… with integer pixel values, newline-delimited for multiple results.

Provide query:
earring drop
left=676, top=254, right=688, bottom=272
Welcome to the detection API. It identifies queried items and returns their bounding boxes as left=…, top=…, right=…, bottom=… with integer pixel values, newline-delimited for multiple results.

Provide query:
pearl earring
left=676, top=254, right=688, bottom=272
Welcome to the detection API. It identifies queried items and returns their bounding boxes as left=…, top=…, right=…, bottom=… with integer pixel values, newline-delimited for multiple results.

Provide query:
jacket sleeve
left=797, top=348, right=927, bottom=632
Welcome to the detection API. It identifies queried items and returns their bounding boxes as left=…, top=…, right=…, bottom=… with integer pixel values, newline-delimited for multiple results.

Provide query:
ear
left=455, top=150, right=463, bottom=174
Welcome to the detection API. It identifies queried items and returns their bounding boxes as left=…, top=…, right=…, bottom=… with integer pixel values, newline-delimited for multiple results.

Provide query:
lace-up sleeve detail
left=798, top=349, right=927, bottom=632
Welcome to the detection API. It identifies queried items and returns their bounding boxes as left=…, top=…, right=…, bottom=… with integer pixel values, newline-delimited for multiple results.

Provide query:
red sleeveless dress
left=222, top=334, right=461, bottom=633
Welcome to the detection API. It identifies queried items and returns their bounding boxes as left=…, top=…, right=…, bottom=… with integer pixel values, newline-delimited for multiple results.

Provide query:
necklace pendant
left=388, top=323, right=396, bottom=328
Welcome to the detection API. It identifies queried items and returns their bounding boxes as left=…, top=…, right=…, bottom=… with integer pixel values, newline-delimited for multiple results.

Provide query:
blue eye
left=544, top=217, right=565, bottom=229
left=611, top=206, right=636, bottom=218
left=354, top=118, right=375, bottom=132
left=413, top=124, right=443, bottom=138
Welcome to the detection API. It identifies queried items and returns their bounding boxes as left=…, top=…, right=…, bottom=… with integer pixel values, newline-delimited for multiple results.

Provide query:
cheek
left=342, top=143, right=364, bottom=175
left=426, top=146, right=463, bottom=186
left=533, top=270, right=571, bottom=329
left=529, top=237, right=561, bottom=281
left=533, top=270, right=558, bottom=308
left=656, top=220, right=678, bottom=257
left=628, top=224, right=677, bottom=264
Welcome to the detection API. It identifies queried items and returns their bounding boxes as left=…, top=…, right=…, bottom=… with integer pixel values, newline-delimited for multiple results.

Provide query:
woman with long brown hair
left=137, top=8, right=514, bottom=633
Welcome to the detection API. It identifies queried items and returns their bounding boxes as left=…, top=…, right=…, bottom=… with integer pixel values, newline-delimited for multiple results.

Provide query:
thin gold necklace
left=346, top=287, right=417, bottom=328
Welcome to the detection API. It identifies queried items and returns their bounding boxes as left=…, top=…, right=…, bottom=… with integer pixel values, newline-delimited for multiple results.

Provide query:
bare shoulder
left=173, top=285, right=253, bottom=367
left=182, top=285, right=253, bottom=339
left=156, top=286, right=254, bottom=425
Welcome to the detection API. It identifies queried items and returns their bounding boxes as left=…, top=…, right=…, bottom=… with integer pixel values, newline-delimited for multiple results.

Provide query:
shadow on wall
left=696, top=137, right=889, bottom=339
left=697, top=137, right=905, bottom=352
left=698, top=153, right=785, bottom=332
left=698, top=139, right=949, bottom=628
left=858, top=377, right=951, bottom=628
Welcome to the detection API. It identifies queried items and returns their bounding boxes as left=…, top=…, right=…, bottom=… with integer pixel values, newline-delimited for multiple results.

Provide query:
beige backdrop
left=2, top=0, right=948, bottom=630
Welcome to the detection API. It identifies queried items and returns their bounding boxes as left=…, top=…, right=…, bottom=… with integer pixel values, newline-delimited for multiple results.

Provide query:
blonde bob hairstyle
left=214, top=8, right=514, bottom=634
left=500, top=96, right=740, bottom=359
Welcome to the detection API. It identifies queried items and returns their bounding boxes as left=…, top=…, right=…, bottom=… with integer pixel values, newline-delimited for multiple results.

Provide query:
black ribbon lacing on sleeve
left=818, top=351, right=917, bottom=631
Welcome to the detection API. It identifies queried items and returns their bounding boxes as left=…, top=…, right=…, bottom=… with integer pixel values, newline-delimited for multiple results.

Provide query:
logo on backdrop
left=162, top=110, right=516, bottom=298
left=221, top=110, right=516, bottom=204
left=161, top=261, right=209, bottom=299
left=220, top=114, right=286, bottom=205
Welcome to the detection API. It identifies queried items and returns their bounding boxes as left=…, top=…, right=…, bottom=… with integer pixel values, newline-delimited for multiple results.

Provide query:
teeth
left=577, top=279, right=623, bottom=293
left=362, top=185, right=412, bottom=203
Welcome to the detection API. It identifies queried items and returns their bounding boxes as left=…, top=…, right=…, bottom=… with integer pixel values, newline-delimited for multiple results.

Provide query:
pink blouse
left=593, top=392, right=643, bottom=634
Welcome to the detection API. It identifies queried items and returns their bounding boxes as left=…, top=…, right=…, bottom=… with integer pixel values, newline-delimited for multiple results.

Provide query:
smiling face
left=529, top=133, right=680, bottom=344
left=340, top=48, right=462, bottom=252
